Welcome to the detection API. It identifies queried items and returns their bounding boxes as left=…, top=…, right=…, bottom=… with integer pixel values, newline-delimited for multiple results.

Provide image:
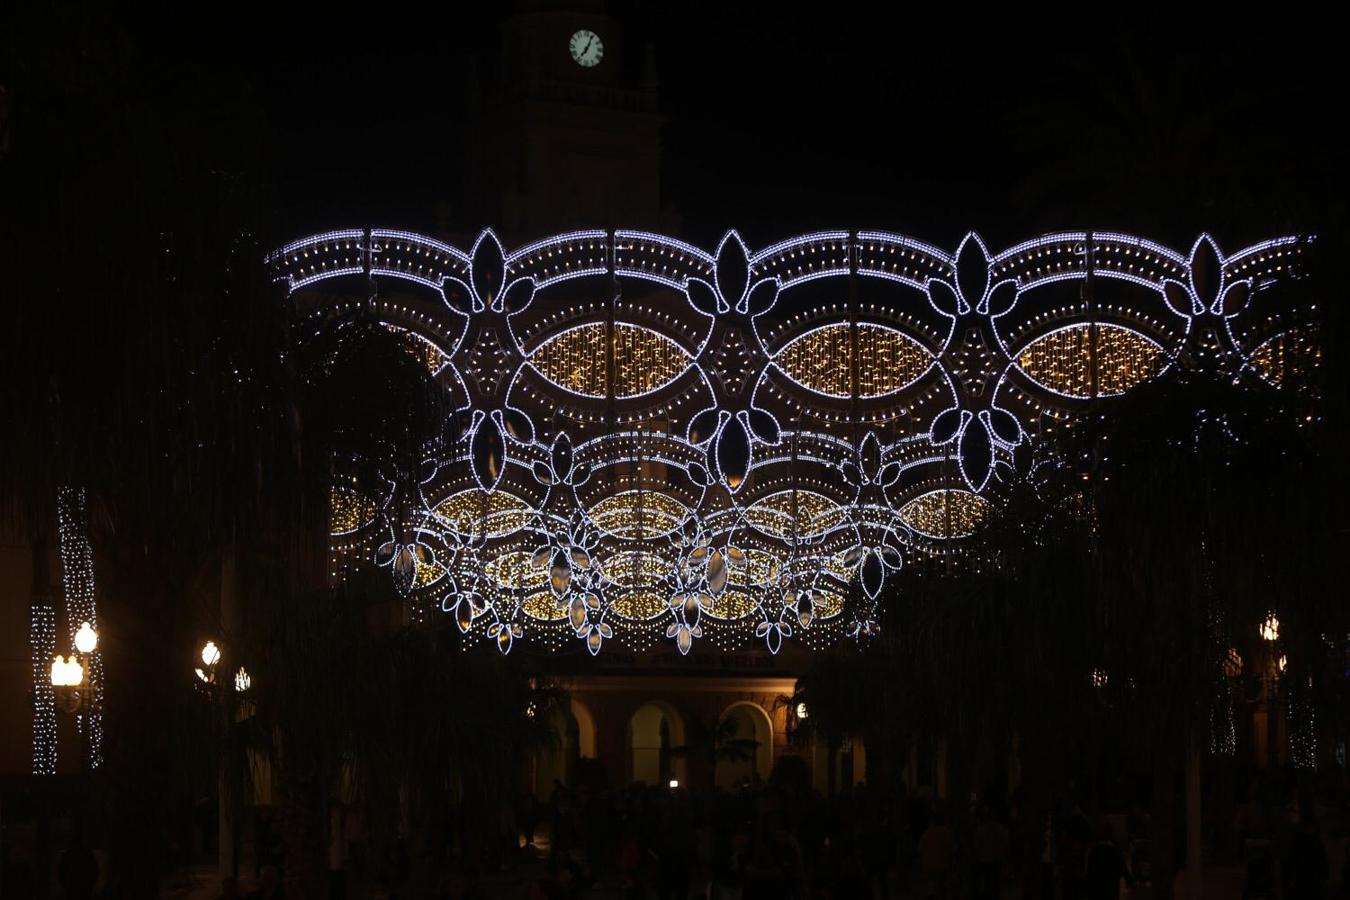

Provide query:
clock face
left=569, top=29, right=604, bottom=68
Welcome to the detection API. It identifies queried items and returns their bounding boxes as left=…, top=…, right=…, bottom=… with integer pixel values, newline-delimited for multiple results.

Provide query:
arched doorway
left=532, top=698, right=598, bottom=796
left=715, top=702, right=774, bottom=789
left=534, top=706, right=579, bottom=796
left=629, top=702, right=686, bottom=786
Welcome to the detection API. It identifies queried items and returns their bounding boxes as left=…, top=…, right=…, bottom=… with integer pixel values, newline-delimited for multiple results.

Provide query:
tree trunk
left=1151, top=741, right=1181, bottom=900
left=219, top=544, right=241, bottom=886
left=1186, top=735, right=1203, bottom=900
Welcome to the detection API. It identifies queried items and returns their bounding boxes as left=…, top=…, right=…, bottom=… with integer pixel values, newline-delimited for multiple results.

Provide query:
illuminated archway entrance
left=715, top=701, right=774, bottom=789
left=533, top=698, right=598, bottom=795
left=629, top=702, right=686, bottom=786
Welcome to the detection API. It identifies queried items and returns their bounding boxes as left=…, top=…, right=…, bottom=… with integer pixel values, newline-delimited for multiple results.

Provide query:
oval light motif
left=529, top=323, right=692, bottom=398
left=588, top=490, right=689, bottom=539
left=1016, top=324, right=1166, bottom=398
left=898, top=489, right=992, bottom=539
left=600, top=551, right=669, bottom=589
left=432, top=490, right=532, bottom=539
left=744, top=490, right=847, bottom=540
left=776, top=323, right=930, bottom=398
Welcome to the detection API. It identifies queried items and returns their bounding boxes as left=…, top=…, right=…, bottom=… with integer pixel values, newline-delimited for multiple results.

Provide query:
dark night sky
left=58, top=4, right=1348, bottom=252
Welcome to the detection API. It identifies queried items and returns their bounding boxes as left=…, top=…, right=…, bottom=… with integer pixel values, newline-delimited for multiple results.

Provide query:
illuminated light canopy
left=275, top=227, right=1311, bottom=657
left=899, top=490, right=992, bottom=540
left=1017, top=324, right=1167, bottom=398
left=1249, top=326, right=1321, bottom=388
left=530, top=323, right=692, bottom=398
left=776, top=323, right=930, bottom=398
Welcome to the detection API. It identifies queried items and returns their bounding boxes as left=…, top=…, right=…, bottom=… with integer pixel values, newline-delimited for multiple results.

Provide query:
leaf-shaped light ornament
left=954, top=232, right=991, bottom=314
left=755, top=619, right=792, bottom=655
left=551, top=432, right=573, bottom=485
left=501, top=407, right=534, bottom=444
left=860, top=549, right=885, bottom=600
left=713, top=231, right=750, bottom=314
left=666, top=621, right=702, bottom=655
left=488, top=621, right=521, bottom=655
left=688, top=408, right=722, bottom=446
left=392, top=545, right=417, bottom=594
left=454, top=595, right=476, bottom=633
left=1189, top=235, right=1223, bottom=314
left=796, top=591, right=815, bottom=628
left=707, top=548, right=728, bottom=596
left=746, top=407, right=780, bottom=445
left=549, top=550, right=571, bottom=597
left=470, top=411, right=507, bottom=492
left=984, top=407, right=1023, bottom=448
left=469, top=229, right=506, bottom=313
left=568, top=595, right=589, bottom=632
left=930, top=407, right=969, bottom=446
left=715, top=413, right=752, bottom=492
left=958, top=417, right=994, bottom=493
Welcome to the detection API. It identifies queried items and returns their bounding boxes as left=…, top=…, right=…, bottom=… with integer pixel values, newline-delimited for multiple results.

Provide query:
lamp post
left=1258, top=612, right=1282, bottom=769
left=194, top=639, right=254, bottom=884
left=49, top=621, right=98, bottom=770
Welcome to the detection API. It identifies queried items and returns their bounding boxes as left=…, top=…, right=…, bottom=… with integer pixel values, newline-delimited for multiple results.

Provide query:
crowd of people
left=483, top=769, right=1347, bottom=900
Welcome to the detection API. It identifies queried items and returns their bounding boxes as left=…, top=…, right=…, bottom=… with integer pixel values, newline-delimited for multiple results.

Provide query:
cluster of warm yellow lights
left=898, top=490, right=992, bottom=539
left=588, top=491, right=689, bottom=538
left=1250, top=327, right=1321, bottom=388
left=776, top=323, right=930, bottom=398
left=485, top=551, right=548, bottom=590
left=530, top=323, right=690, bottom=398
left=1018, top=324, right=1165, bottom=397
left=330, top=488, right=377, bottom=534
left=385, top=324, right=449, bottom=375
left=433, top=490, right=532, bottom=538
left=601, top=551, right=670, bottom=588
left=745, top=490, right=846, bottom=539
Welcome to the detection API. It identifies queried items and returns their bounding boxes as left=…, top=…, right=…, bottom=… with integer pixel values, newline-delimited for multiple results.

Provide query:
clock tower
left=465, top=1, right=669, bottom=239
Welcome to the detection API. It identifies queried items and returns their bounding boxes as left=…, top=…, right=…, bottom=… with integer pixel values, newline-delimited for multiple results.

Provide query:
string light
left=57, top=486, right=102, bottom=769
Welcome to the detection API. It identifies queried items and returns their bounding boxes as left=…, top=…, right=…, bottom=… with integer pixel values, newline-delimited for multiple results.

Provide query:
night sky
left=21, top=5, right=1344, bottom=252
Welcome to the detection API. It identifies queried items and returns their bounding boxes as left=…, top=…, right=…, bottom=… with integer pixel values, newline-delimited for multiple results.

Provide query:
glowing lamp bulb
left=668, top=779, right=679, bottom=789
left=74, top=621, right=98, bottom=654
left=234, top=667, right=251, bottom=693
left=796, top=702, right=808, bottom=720
left=50, top=655, right=66, bottom=687
left=1259, top=613, right=1280, bottom=642
left=201, top=640, right=221, bottom=667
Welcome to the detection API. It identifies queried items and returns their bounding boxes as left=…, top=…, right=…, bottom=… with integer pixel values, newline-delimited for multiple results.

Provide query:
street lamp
left=74, top=621, right=98, bottom=655
left=51, top=623, right=98, bottom=716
